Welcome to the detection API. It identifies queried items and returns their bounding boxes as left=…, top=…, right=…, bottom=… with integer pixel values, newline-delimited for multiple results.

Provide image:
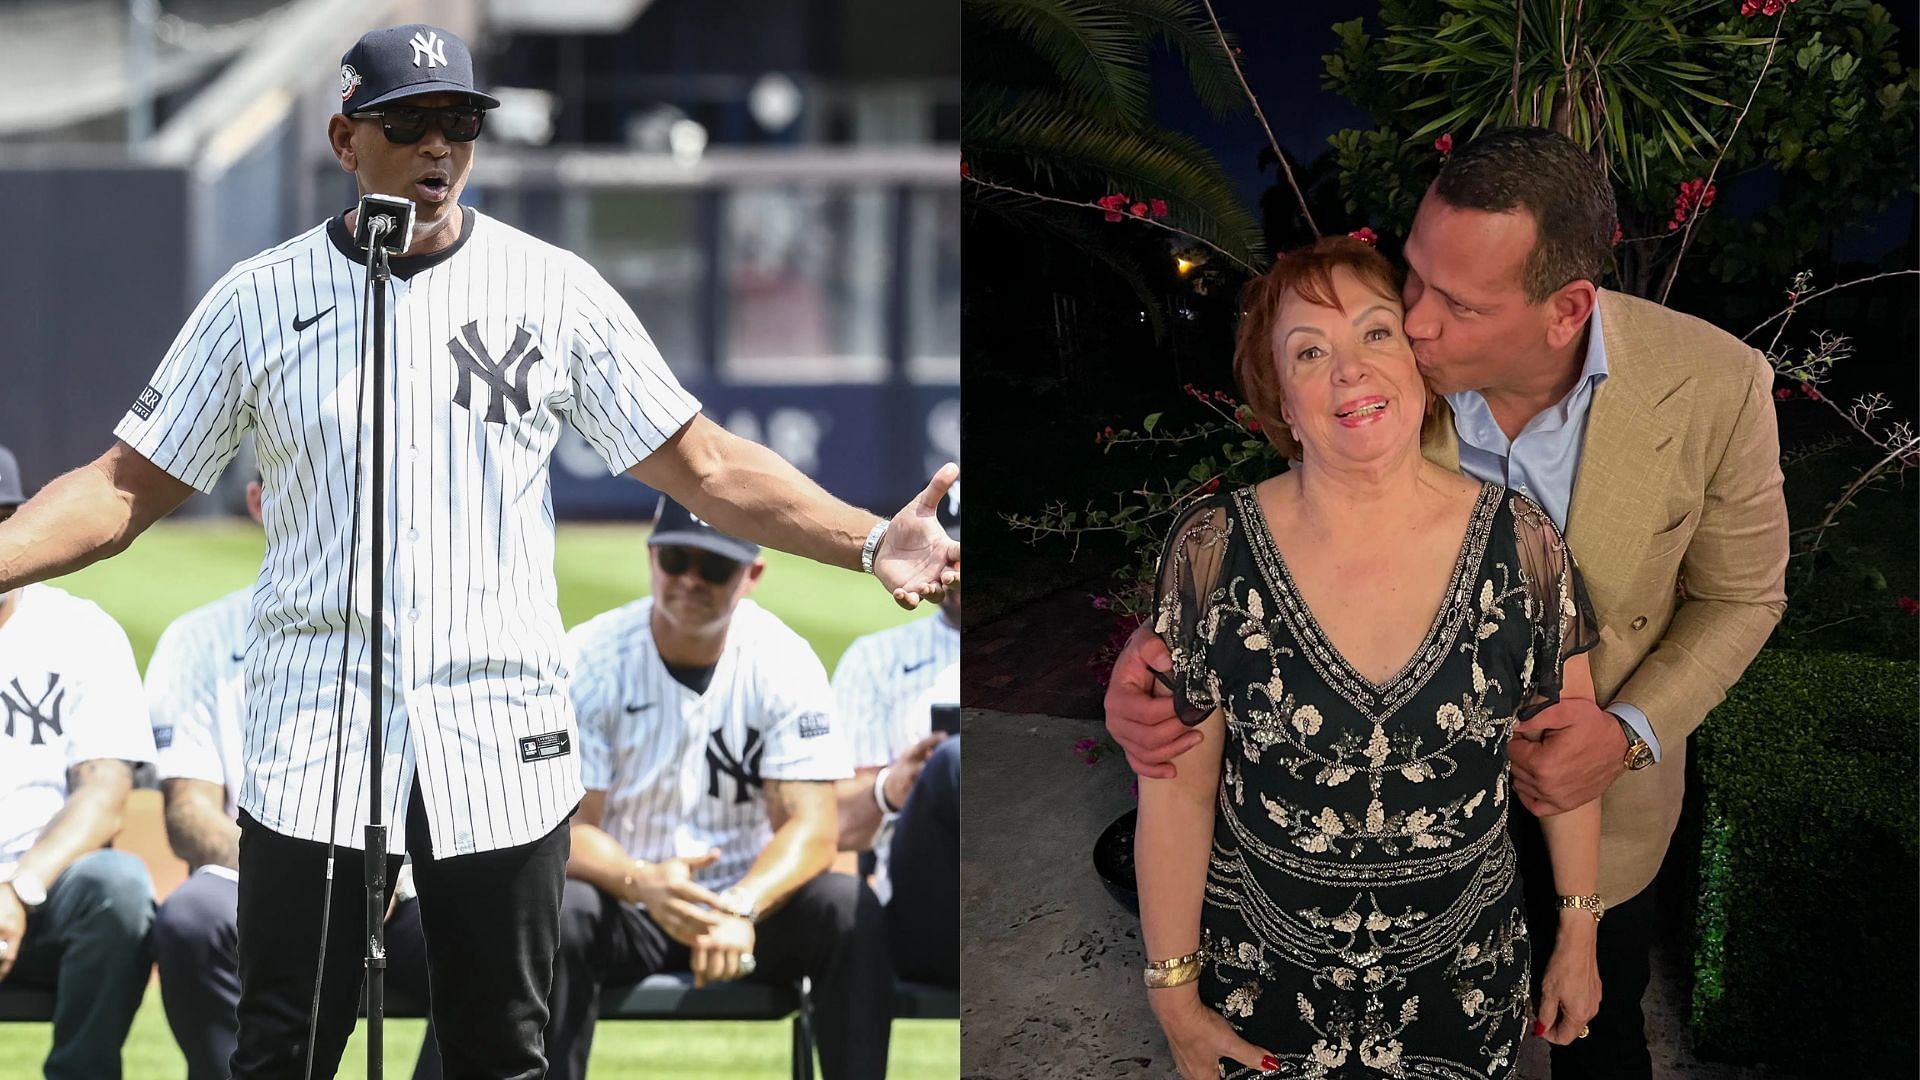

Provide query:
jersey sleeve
left=566, top=627, right=617, bottom=792
left=560, top=261, right=704, bottom=475
left=147, top=614, right=227, bottom=786
left=1511, top=494, right=1599, bottom=720
left=758, top=630, right=853, bottom=783
left=113, top=268, right=256, bottom=492
left=63, top=609, right=157, bottom=769
left=830, top=638, right=892, bottom=769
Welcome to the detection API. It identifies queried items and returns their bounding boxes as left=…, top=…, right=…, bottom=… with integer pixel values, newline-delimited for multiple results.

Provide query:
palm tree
left=964, top=0, right=1267, bottom=277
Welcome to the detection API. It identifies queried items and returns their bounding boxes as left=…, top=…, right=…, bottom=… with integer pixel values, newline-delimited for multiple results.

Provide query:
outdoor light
left=1176, top=258, right=1193, bottom=275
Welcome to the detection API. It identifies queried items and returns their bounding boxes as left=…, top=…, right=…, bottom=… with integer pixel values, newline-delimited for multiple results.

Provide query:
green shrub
left=1690, top=648, right=1918, bottom=1075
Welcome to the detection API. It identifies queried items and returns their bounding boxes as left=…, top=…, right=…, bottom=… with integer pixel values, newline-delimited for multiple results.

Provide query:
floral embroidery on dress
left=1152, top=486, right=1597, bottom=1080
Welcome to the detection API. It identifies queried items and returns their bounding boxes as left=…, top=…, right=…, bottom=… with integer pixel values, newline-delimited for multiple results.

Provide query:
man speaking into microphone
left=0, top=24, right=958, bottom=1080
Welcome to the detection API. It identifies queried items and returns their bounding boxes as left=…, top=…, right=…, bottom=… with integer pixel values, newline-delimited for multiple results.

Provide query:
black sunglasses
left=655, top=546, right=746, bottom=585
left=353, top=105, right=484, bottom=145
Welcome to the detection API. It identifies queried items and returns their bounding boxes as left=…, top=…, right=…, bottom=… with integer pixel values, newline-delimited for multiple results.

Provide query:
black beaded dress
left=1152, top=483, right=1596, bottom=1080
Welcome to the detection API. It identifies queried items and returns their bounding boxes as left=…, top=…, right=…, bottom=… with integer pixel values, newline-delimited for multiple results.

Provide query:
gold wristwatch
left=1559, top=893, right=1605, bottom=922
left=1616, top=715, right=1654, bottom=772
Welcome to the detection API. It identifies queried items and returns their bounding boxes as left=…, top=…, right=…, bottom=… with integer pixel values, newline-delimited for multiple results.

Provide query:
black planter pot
left=1093, top=808, right=1139, bottom=914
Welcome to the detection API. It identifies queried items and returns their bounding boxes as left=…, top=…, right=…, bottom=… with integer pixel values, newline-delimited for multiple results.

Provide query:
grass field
left=0, top=520, right=956, bottom=1078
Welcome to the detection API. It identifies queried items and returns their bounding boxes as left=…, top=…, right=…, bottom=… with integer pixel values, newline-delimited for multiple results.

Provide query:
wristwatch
left=0, top=869, right=47, bottom=913
left=1616, top=715, right=1655, bottom=772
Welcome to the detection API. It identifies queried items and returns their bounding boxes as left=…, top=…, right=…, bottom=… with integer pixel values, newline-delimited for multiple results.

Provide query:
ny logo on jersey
left=410, top=30, right=447, bottom=68
left=706, top=728, right=765, bottom=804
left=448, top=322, right=540, bottom=423
left=1, top=674, right=65, bottom=747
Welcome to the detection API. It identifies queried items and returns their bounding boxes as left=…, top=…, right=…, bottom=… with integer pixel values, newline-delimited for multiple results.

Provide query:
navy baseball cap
left=0, top=444, right=23, bottom=508
left=648, top=498, right=760, bottom=565
left=339, top=25, right=500, bottom=115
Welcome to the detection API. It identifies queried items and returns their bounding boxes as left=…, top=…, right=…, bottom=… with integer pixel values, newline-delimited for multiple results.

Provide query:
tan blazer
left=1420, top=289, right=1789, bottom=904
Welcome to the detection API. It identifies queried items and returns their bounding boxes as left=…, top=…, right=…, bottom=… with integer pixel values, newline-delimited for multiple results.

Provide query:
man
left=145, top=474, right=431, bottom=1080
left=876, top=661, right=960, bottom=988
left=0, top=24, right=954, bottom=1080
left=0, top=443, right=157, bottom=1080
left=829, top=484, right=959, bottom=871
left=552, top=500, right=891, bottom=1080
left=1103, top=127, right=1787, bottom=1079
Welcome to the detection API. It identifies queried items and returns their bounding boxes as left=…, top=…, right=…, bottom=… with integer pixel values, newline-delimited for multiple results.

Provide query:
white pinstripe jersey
left=0, top=585, right=156, bottom=873
left=114, top=206, right=702, bottom=857
left=147, top=587, right=252, bottom=818
left=831, top=612, right=960, bottom=768
left=569, top=598, right=852, bottom=889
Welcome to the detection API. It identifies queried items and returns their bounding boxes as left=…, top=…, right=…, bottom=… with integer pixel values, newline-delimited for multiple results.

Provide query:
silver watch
left=3, top=870, right=47, bottom=912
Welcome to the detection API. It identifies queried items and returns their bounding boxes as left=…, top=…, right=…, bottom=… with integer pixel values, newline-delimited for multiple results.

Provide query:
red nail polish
left=1260, top=1056, right=1279, bottom=1073
left=1532, top=1020, right=1547, bottom=1037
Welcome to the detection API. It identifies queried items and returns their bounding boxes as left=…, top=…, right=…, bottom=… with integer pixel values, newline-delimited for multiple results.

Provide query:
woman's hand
left=1534, top=915, right=1602, bottom=1046
left=1150, top=985, right=1276, bottom=1079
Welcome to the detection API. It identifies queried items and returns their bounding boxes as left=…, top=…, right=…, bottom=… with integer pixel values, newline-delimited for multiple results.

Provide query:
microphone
left=353, top=192, right=416, bottom=255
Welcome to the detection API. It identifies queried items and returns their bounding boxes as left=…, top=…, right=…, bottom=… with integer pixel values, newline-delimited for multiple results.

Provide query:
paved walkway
left=960, top=580, right=1799, bottom=1078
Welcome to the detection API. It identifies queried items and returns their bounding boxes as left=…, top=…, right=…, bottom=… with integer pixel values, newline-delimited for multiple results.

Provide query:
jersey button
left=408, top=608, right=420, bottom=622
left=406, top=529, right=419, bottom=542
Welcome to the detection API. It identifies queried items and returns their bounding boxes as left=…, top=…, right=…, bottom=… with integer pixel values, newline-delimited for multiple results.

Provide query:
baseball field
left=0, top=518, right=957, bottom=1079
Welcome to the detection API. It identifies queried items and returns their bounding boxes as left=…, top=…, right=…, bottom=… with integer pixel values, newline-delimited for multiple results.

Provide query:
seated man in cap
left=830, top=479, right=960, bottom=985
left=549, top=500, right=892, bottom=1080
left=0, top=443, right=157, bottom=1080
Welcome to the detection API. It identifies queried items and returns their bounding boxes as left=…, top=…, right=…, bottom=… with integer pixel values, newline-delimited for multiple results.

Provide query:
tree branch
left=965, top=174, right=1261, bottom=274
left=1659, top=11, right=1783, bottom=304
left=1197, top=0, right=1319, bottom=237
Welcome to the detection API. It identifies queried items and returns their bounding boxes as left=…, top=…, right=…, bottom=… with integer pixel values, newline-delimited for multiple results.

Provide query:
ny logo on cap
left=410, top=30, right=447, bottom=68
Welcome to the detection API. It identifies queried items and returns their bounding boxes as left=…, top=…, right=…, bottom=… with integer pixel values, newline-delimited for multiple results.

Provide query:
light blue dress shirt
left=1443, top=303, right=1662, bottom=762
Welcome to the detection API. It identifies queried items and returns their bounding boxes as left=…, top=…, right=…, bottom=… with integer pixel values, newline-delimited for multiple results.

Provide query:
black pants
left=886, top=735, right=959, bottom=987
left=546, top=872, right=894, bottom=1080
left=231, top=784, right=571, bottom=1080
left=1513, top=808, right=1659, bottom=1080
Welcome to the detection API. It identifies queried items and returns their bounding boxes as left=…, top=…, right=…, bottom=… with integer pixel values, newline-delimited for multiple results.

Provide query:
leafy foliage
left=1318, top=0, right=1917, bottom=295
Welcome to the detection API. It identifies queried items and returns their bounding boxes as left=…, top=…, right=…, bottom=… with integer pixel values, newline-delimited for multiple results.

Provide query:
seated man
left=148, top=474, right=432, bottom=1080
left=549, top=499, right=891, bottom=1080
left=0, top=442, right=157, bottom=1080
left=880, top=663, right=959, bottom=988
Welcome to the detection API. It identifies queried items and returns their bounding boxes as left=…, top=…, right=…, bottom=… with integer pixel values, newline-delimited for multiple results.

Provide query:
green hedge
left=1690, top=649, right=1918, bottom=1076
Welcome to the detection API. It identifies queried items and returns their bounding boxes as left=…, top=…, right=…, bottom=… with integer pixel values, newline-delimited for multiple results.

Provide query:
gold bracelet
left=1558, top=893, right=1605, bottom=923
left=1143, top=950, right=1203, bottom=989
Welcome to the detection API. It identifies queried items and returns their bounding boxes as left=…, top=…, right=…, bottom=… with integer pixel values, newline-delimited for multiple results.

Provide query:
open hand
left=874, top=464, right=960, bottom=609
left=1104, top=625, right=1198, bottom=779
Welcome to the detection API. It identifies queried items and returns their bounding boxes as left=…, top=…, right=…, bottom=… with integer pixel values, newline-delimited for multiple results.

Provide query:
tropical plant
left=1319, top=0, right=1917, bottom=297
left=963, top=0, right=1267, bottom=281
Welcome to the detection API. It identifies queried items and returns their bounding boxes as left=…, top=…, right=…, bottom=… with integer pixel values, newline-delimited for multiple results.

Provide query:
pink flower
left=1196, top=476, right=1221, bottom=495
left=1073, top=737, right=1098, bottom=754
left=1247, top=419, right=1263, bottom=434
left=1803, top=384, right=1822, bottom=401
left=1434, top=133, right=1454, bottom=155
left=1091, top=595, right=1111, bottom=611
left=1898, top=596, right=1919, bottom=616
left=1671, top=178, right=1717, bottom=229
left=1097, top=193, right=1128, bottom=223
left=1150, top=199, right=1168, bottom=219
left=1128, top=777, right=1140, bottom=800
left=1612, top=223, right=1623, bottom=247
left=1129, top=202, right=1149, bottom=218
left=1774, top=388, right=1793, bottom=401
left=960, top=159, right=970, bottom=179
left=1349, top=226, right=1379, bottom=246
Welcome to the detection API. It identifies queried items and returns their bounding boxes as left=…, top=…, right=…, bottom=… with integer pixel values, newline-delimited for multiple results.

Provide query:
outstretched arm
left=625, top=414, right=958, bottom=609
left=1525, top=652, right=1603, bottom=1047
left=0, top=441, right=194, bottom=592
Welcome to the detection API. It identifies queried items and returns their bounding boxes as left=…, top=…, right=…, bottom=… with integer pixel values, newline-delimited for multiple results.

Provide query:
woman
left=1138, top=237, right=1602, bottom=1079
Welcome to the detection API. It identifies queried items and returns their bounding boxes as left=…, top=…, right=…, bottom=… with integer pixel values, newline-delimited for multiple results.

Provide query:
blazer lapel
left=1566, top=292, right=1689, bottom=610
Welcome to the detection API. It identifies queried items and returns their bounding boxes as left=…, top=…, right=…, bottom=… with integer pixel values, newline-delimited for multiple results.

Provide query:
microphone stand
left=362, top=214, right=393, bottom=1080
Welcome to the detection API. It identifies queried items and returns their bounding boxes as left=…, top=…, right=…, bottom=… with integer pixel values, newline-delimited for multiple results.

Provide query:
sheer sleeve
left=1511, top=494, right=1599, bottom=720
left=1151, top=498, right=1234, bottom=727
